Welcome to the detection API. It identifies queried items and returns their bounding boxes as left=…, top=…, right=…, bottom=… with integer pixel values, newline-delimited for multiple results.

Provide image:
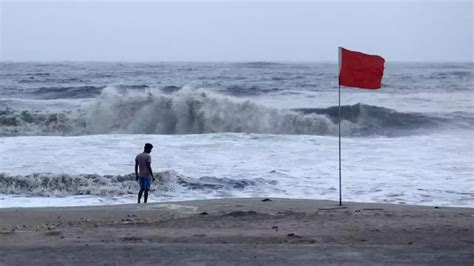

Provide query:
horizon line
left=1, top=60, right=473, bottom=64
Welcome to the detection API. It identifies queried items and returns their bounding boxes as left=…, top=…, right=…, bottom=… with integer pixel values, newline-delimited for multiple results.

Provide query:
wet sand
left=0, top=198, right=473, bottom=265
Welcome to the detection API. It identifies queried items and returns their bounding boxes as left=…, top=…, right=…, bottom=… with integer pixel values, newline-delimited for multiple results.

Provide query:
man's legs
left=144, top=189, right=149, bottom=203
left=138, top=188, right=144, bottom=203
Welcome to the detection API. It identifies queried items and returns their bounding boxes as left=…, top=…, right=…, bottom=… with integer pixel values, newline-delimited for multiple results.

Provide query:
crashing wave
left=1, top=87, right=469, bottom=136
left=0, top=171, right=275, bottom=197
left=0, top=108, right=85, bottom=136
left=84, top=87, right=334, bottom=135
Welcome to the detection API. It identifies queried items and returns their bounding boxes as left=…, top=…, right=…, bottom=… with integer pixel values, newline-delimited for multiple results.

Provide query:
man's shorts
left=138, top=176, right=152, bottom=190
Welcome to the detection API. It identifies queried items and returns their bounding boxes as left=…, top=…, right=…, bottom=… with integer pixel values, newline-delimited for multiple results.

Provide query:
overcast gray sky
left=0, top=0, right=472, bottom=62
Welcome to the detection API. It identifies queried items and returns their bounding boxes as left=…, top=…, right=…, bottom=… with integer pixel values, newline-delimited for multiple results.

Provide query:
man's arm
left=147, top=162, right=155, bottom=181
left=135, top=160, right=139, bottom=181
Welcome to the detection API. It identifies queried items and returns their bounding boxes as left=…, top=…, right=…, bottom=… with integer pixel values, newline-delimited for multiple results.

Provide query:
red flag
left=338, top=47, right=385, bottom=90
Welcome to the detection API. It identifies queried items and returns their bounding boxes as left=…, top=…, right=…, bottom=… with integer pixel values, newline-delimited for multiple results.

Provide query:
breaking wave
left=0, top=171, right=276, bottom=197
left=0, top=108, right=85, bottom=136
left=84, top=87, right=335, bottom=135
left=294, top=105, right=473, bottom=135
left=0, top=87, right=470, bottom=136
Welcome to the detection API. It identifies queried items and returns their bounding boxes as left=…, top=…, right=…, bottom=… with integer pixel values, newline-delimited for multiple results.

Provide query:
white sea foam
left=1, top=132, right=473, bottom=208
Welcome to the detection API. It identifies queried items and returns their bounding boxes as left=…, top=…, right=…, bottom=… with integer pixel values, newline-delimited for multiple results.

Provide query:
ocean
left=0, top=62, right=473, bottom=208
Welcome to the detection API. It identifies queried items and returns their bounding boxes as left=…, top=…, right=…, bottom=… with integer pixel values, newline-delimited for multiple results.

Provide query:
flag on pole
left=338, top=47, right=385, bottom=90
left=336, top=47, right=385, bottom=206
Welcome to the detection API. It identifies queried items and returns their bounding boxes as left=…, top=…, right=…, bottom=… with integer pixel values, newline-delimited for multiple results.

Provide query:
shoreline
left=1, top=196, right=474, bottom=209
left=1, top=194, right=472, bottom=209
left=1, top=198, right=473, bottom=265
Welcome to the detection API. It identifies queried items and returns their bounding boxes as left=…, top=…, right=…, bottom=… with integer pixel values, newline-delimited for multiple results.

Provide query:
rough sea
left=0, top=62, right=472, bottom=208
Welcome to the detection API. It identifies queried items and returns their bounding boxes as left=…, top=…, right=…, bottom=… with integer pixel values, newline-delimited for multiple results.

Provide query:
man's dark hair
left=144, top=143, right=153, bottom=150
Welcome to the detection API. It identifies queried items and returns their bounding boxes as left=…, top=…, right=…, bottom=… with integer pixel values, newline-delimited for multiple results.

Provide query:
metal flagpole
left=338, top=47, right=342, bottom=206
left=338, top=84, right=342, bottom=206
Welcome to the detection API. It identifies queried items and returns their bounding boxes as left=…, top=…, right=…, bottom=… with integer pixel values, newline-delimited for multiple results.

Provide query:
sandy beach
left=0, top=198, right=473, bottom=265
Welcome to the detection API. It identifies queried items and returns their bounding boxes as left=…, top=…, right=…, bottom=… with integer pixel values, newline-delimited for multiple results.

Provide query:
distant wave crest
left=32, top=86, right=105, bottom=99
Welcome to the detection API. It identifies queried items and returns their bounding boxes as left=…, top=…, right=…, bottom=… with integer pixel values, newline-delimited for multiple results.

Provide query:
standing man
left=135, top=143, right=155, bottom=203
